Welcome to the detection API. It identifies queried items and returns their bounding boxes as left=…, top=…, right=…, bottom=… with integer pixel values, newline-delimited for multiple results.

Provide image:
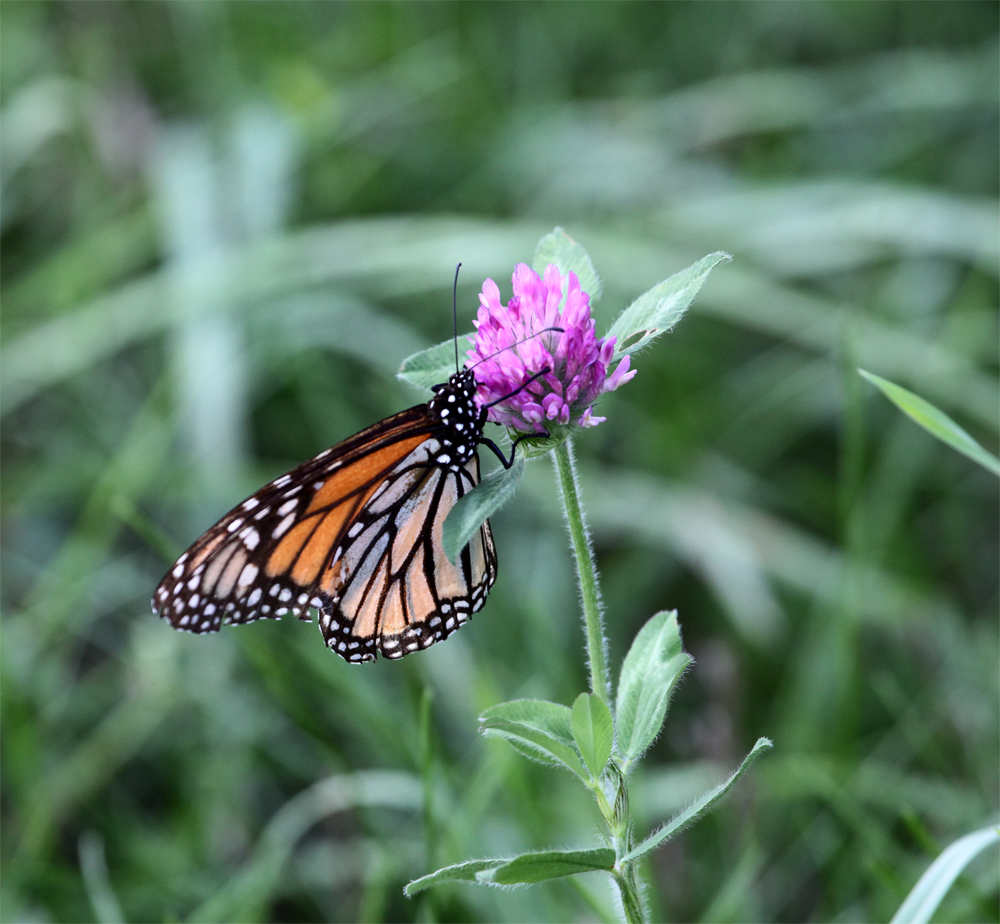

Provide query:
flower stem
left=551, top=439, right=610, bottom=703
left=614, top=868, right=646, bottom=924
left=552, top=440, right=646, bottom=923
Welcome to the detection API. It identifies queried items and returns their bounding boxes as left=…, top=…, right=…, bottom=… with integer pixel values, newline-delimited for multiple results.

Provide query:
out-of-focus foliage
left=1, top=3, right=997, bottom=922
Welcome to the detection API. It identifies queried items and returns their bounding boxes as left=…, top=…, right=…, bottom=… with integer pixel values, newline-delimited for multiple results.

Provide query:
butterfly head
left=427, top=369, right=485, bottom=467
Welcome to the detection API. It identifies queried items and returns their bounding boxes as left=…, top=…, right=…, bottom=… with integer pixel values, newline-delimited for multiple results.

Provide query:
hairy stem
left=614, top=867, right=646, bottom=924
left=551, top=439, right=610, bottom=703
left=552, top=440, right=645, bottom=923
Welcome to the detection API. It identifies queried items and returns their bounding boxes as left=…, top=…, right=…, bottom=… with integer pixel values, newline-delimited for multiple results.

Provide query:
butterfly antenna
left=469, top=327, right=565, bottom=370
left=452, top=263, right=461, bottom=373
left=484, top=366, right=552, bottom=409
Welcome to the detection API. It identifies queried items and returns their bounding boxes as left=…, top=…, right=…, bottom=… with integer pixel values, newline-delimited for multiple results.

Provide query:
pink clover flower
left=468, top=263, right=635, bottom=433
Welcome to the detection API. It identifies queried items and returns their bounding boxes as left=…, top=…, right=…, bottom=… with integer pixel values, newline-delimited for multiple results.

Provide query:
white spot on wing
left=272, top=513, right=295, bottom=538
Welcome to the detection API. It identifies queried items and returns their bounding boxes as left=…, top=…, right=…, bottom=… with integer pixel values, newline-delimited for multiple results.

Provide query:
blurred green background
left=2, top=3, right=997, bottom=922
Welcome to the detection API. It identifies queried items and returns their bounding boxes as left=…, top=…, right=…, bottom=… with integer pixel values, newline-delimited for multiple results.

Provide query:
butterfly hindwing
left=317, top=452, right=498, bottom=662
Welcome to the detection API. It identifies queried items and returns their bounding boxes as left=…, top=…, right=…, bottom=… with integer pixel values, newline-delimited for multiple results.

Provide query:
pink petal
left=603, top=355, right=635, bottom=392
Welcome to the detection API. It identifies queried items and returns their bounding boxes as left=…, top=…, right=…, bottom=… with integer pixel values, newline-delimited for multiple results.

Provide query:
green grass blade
left=890, top=825, right=1000, bottom=924
left=190, top=771, right=421, bottom=922
left=859, top=369, right=1000, bottom=476
left=78, top=832, right=125, bottom=924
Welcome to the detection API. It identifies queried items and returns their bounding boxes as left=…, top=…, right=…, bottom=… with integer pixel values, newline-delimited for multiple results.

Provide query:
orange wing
left=152, top=403, right=497, bottom=662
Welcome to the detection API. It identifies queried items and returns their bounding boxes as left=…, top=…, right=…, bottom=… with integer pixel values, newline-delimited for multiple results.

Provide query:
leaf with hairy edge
left=404, top=847, right=617, bottom=896
left=607, top=252, right=730, bottom=361
left=532, top=227, right=603, bottom=302
left=443, top=456, right=524, bottom=563
left=859, top=370, right=1000, bottom=477
left=480, top=699, right=577, bottom=744
left=404, top=858, right=502, bottom=896
left=622, top=737, right=772, bottom=862
left=479, top=699, right=587, bottom=780
left=488, top=848, right=616, bottom=885
left=571, top=693, right=614, bottom=780
left=616, top=611, right=692, bottom=766
left=397, top=337, right=472, bottom=392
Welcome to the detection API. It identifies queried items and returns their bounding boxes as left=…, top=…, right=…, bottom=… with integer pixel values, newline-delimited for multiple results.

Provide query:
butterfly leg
left=481, top=428, right=550, bottom=469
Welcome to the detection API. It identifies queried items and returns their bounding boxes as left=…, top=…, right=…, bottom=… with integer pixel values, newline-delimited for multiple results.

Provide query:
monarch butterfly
left=152, top=277, right=553, bottom=663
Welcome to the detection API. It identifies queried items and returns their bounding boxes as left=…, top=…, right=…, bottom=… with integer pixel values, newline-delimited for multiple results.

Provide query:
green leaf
left=616, top=611, right=693, bottom=766
left=571, top=693, right=614, bottom=780
left=479, top=700, right=587, bottom=781
left=442, top=456, right=525, bottom=563
left=480, top=699, right=577, bottom=743
left=404, top=858, right=503, bottom=896
left=532, top=227, right=603, bottom=302
left=606, top=252, right=730, bottom=361
left=488, top=848, right=616, bottom=885
left=622, top=737, right=772, bottom=863
left=404, top=847, right=616, bottom=896
left=859, top=369, right=1000, bottom=477
left=397, top=337, right=471, bottom=392
left=890, top=825, right=1000, bottom=924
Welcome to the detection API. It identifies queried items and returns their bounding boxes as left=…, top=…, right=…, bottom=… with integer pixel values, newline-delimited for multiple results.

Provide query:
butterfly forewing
left=152, top=370, right=498, bottom=662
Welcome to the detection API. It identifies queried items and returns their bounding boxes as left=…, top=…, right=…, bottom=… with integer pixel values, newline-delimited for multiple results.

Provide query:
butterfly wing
left=318, top=451, right=497, bottom=662
left=152, top=404, right=498, bottom=662
left=153, top=406, right=435, bottom=632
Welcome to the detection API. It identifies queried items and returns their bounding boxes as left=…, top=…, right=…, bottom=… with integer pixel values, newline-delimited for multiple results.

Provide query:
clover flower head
left=467, top=263, right=635, bottom=433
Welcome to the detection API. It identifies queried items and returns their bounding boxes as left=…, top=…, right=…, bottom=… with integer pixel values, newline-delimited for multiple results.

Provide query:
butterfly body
left=152, top=369, right=497, bottom=663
